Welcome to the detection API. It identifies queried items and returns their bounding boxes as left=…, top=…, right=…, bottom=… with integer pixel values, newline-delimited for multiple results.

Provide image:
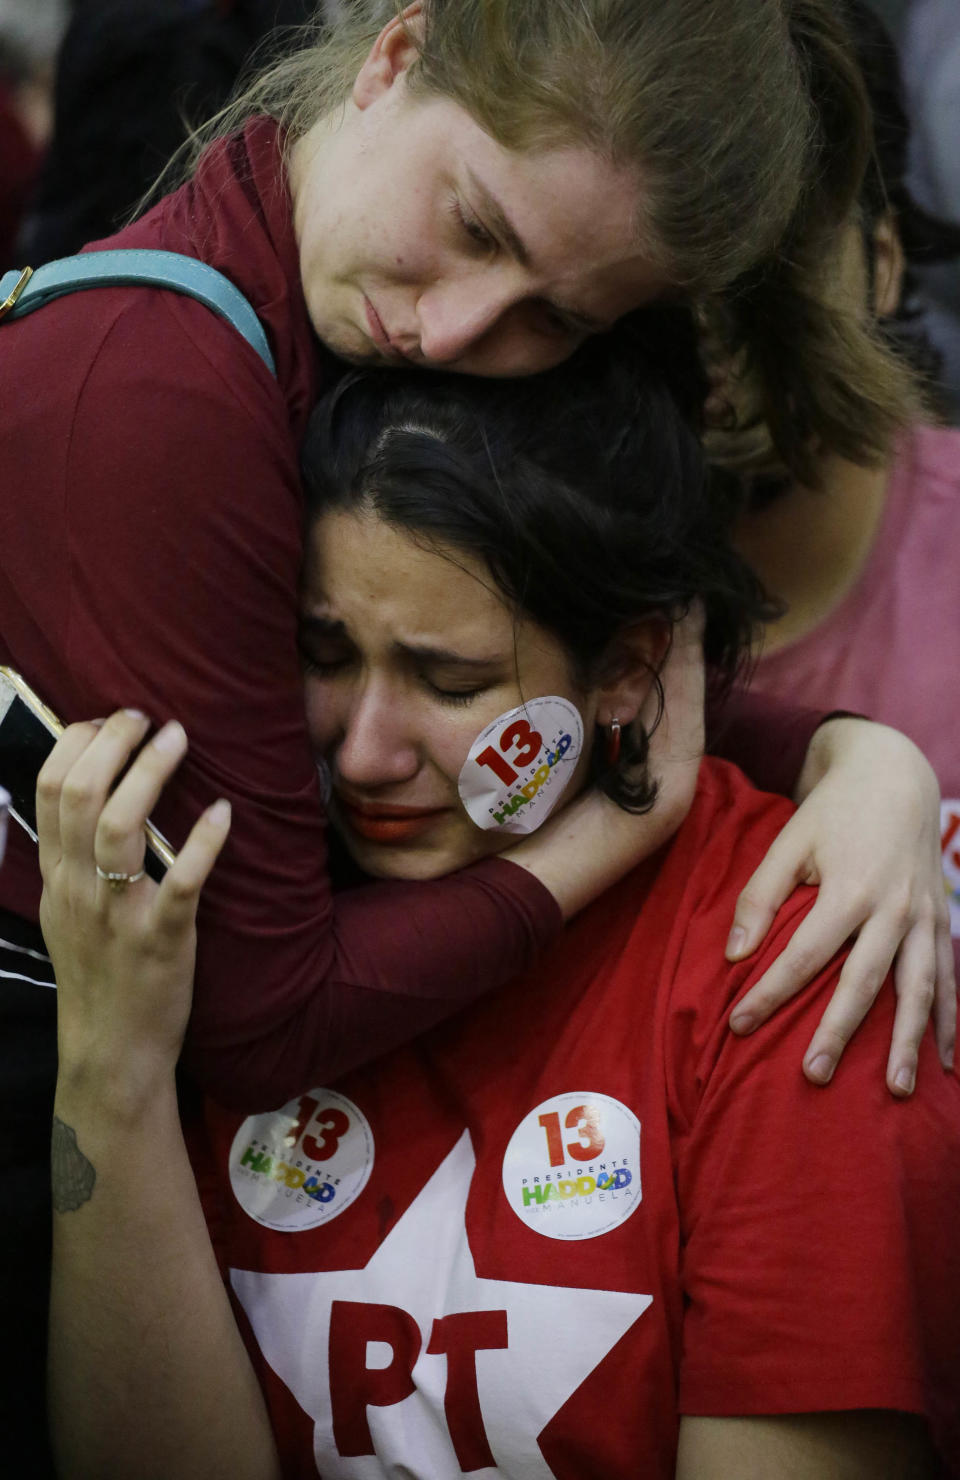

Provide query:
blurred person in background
left=16, top=0, right=316, bottom=263
left=0, top=0, right=65, bottom=265
left=901, top=0, right=960, bottom=421
left=724, top=0, right=960, bottom=973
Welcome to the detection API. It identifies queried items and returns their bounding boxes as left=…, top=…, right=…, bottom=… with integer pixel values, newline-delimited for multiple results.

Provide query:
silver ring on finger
left=95, top=865, right=146, bottom=893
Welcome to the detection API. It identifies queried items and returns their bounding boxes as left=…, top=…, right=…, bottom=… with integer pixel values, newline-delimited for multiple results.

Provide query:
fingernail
left=153, top=720, right=186, bottom=753
left=806, top=1053, right=835, bottom=1084
left=207, top=798, right=231, bottom=827
left=894, top=1066, right=915, bottom=1095
left=942, top=1042, right=956, bottom=1071
left=726, top=926, right=747, bottom=959
left=90, top=718, right=106, bottom=728
left=124, top=708, right=148, bottom=721
left=730, top=1011, right=756, bottom=1035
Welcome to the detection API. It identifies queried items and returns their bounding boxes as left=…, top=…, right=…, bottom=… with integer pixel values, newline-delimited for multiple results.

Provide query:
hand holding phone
left=0, top=667, right=175, bottom=880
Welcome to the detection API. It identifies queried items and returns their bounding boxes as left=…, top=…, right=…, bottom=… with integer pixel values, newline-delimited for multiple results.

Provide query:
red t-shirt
left=198, top=760, right=960, bottom=1478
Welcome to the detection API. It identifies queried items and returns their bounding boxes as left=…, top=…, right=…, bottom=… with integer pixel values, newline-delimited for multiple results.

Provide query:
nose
left=334, top=680, right=420, bottom=790
left=416, top=272, right=523, bottom=366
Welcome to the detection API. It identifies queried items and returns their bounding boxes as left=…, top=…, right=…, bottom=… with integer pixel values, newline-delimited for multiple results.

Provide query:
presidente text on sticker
left=457, top=695, right=583, bottom=835
left=502, top=1091, right=642, bottom=1241
left=229, top=1087, right=374, bottom=1233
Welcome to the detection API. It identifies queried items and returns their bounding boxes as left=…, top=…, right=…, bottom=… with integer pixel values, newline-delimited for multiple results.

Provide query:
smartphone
left=0, top=666, right=175, bottom=881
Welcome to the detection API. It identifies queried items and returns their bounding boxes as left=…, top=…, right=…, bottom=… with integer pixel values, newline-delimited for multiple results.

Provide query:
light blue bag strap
left=0, top=248, right=276, bottom=377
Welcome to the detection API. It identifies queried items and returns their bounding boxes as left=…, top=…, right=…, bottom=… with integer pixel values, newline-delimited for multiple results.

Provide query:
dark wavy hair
left=300, top=327, right=768, bottom=813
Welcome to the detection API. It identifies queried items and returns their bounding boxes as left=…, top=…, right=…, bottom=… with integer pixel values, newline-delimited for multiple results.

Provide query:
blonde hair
left=179, top=0, right=914, bottom=477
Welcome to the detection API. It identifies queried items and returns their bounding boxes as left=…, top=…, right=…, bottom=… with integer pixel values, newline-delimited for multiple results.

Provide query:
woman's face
left=288, top=16, right=663, bottom=378
left=299, top=508, right=600, bottom=880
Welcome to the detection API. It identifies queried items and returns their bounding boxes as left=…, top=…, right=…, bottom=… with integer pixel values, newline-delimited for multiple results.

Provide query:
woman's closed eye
left=449, top=196, right=496, bottom=253
left=299, top=639, right=355, bottom=676
left=424, top=678, right=487, bottom=707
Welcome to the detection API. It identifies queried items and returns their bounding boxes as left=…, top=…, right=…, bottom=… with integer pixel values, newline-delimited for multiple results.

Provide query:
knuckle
left=781, top=940, right=820, bottom=983
left=844, top=970, right=886, bottom=1011
left=163, top=874, right=196, bottom=908
left=96, top=815, right=130, bottom=852
left=63, top=720, right=95, bottom=744
left=737, top=984, right=773, bottom=1018
left=735, top=886, right=766, bottom=918
left=36, top=770, right=62, bottom=805
left=887, top=898, right=914, bottom=937
left=837, top=886, right=872, bottom=923
left=105, top=708, right=139, bottom=732
left=60, top=776, right=95, bottom=811
left=911, top=897, right=939, bottom=931
left=902, top=976, right=936, bottom=1016
left=813, top=1024, right=853, bottom=1057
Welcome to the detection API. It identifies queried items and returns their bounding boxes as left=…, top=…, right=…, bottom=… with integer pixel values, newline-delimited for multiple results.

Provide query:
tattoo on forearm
left=51, top=1116, right=97, bottom=1212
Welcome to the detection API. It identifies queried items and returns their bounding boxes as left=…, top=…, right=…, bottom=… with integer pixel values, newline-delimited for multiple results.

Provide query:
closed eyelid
left=450, top=196, right=496, bottom=251
left=464, top=168, right=530, bottom=267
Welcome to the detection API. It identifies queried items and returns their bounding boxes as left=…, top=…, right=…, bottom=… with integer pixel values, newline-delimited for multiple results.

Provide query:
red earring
left=606, top=718, right=621, bottom=767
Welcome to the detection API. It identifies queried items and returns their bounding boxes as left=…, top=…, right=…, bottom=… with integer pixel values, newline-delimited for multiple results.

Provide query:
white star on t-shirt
left=231, top=1130, right=652, bottom=1478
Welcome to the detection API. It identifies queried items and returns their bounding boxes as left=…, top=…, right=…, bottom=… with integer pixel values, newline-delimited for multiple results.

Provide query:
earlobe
left=872, top=214, right=906, bottom=319
left=353, top=2, right=425, bottom=110
left=595, top=620, right=671, bottom=731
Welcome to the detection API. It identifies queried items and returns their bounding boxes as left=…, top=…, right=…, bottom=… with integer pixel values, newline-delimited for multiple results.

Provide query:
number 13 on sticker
left=538, top=1103, right=605, bottom=1166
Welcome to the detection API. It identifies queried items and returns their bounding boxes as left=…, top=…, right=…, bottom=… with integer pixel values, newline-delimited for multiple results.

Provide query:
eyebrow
left=300, top=618, right=504, bottom=671
left=300, top=614, right=346, bottom=639
left=400, top=642, right=505, bottom=671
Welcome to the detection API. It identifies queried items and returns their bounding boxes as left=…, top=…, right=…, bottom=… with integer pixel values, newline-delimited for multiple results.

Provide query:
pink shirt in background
left=750, top=423, right=960, bottom=959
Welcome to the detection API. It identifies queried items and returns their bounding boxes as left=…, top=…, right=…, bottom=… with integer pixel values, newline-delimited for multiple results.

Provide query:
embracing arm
left=676, top=1412, right=938, bottom=1480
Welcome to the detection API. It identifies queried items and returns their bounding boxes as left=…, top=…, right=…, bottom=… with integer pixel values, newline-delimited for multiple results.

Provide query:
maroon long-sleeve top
left=0, top=119, right=817, bottom=1109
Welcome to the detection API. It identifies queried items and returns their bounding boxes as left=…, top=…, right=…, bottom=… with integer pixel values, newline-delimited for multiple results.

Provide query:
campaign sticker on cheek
left=458, top=695, right=583, bottom=835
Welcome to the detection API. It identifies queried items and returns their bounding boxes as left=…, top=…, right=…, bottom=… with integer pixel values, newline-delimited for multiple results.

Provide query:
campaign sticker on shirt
left=941, top=799, right=960, bottom=939
left=502, top=1091, right=642, bottom=1241
left=228, top=1087, right=374, bottom=1233
left=457, top=695, right=583, bottom=835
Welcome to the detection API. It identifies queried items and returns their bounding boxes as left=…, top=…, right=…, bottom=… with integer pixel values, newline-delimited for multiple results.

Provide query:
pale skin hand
left=38, top=711, right=232, bottom=1090
left=726, top=717, right=956, bottom=1095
